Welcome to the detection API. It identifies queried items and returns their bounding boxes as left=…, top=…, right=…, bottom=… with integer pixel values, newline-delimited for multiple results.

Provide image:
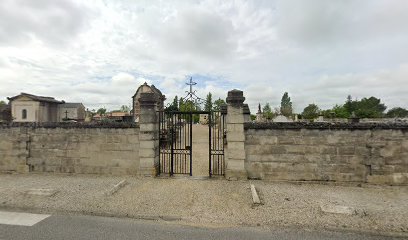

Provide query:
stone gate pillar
left=138, top=92, right=159, bottom=177
left=225, top=89, right=247, bottom=180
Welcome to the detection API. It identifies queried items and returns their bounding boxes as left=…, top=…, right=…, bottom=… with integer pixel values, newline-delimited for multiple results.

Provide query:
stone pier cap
left=226, top=89, right=245, bottom=106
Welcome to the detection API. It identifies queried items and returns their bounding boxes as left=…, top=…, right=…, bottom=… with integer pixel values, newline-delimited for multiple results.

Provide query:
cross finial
left=181, top=76, right=203, bottom=110
left=186, top=76, right=197, bottom=94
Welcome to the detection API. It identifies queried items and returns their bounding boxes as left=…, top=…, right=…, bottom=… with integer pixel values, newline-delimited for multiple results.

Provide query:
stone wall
left=245, top=122, right=408, bottom=185
left=0, top=127, right=29, bottom=172
left=0, top=123, right=140, bottom=175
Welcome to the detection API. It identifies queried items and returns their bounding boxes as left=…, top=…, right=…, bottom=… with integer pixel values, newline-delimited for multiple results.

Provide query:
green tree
left=179, top=99, right=200, bottom=123
left=322, top=104, right=349, bottom=118
left=343, top=95, right=386, bottom=118
left=354, top=97, right=386, bottom=118
left=385, top=107, right=408, bottom=118
left=0, top=100, right=6, bottom=107
left=96, top=108, right=107, bottom=115
left=280, top=92, right=293, bottom=117
left=179, top=98, right=184, bottom=111
left=172, top=96, right=179, bottom=111
left=165, top=96, right=179, bottom=111
left=344, top=95, right=355, bottom=116
left=262, top=103, right=274, bottom=120
left=204, top=92, right=213, bottom=112
left=302, top=104, right=320, bottom=120
left=213, top=98, right=226, bottom=111
left=120, top=105, right=130, bottom=113
left=332, top=104, right=349, bottom=118
left=321, top=109, right=332, bottom=118
left=180, top=99, right=200, bottom=112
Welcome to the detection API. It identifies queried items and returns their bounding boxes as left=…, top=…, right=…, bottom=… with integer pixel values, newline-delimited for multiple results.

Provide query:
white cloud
left=0, top=0, right=407, bottom=114
left=0, top=0, right=94, bottom=46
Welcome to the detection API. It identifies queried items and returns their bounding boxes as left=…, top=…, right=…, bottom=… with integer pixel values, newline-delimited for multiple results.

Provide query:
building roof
left=7, top=92, right=64, bottom=104
left=132, top=82, right=164, bottom=99
left=59, top=103, right=84, bottom=108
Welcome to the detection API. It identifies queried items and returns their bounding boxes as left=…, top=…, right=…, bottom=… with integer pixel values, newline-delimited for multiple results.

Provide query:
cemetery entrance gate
left=158, top=110, right=225, bottom=177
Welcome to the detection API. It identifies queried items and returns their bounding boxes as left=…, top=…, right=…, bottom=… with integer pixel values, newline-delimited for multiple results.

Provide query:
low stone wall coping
left=244, top=122, right=408, bottom=130
left=0, top=122, right=139, bottom=129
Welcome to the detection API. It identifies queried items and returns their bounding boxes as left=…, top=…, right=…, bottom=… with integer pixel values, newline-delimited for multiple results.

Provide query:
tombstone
left=315, top=115, right=325, bottom=122
left=348, top=112, right=360, bottom=123
left=273, top=115, right=293, bottom=122
left=255, top=103, right=264, bottom=122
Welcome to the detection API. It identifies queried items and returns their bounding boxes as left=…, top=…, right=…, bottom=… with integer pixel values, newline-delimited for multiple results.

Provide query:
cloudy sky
left=1, top=0, right=407, bottom=113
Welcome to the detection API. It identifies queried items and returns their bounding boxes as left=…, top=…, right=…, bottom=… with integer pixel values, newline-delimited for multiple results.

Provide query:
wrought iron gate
left=158, top=111, right=193, bottom=176
left=209, top=111, right=226, bottom=177
left=158, top=110, right=226, bottom=177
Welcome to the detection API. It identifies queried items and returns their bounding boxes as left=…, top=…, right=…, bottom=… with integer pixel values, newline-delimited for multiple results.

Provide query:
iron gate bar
left=189, top=112, right=193, bottom=176
left=170, top=113, right=173, bottom=175
left=208, top=112, right=212, bottom=177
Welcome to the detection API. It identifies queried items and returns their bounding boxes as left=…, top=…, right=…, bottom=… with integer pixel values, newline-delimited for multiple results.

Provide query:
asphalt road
left=0, top=212, right=402, bottom=240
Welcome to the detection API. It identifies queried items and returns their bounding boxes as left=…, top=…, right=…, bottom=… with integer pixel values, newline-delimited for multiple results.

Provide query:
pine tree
left=204, top=92, right=213, bottom=112
left=280, top=92, right=293, bottom=117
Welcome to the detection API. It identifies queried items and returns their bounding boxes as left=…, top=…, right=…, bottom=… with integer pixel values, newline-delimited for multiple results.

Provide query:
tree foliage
left=354, top=97, right=386, bottom=118
left=96, top=108, right=107, bottom=115
left=344, top=95, right=354, bottom=116
left=342, top=95, right=386, bottom=118
left=321, top=104, right=349, bottom=118
left=213, top=98, right=226, bottom=111
left=280, top=92, right=293, bottom=117
left=172, top=96, right=179, bottom=110
left=179, top=99, right=197, bottom=112
left=262, top=103, right=274, bottom=120
left=179, top=98, right=200, bottom=123
left=386, top=107, right=408, bottom=118
left=320, top=95, right=388, bottom=119
left=166, top=96, right=179, bottom=111
left=302, top=104, right=320, bottom=120
left=120, top=105, right=130, bottom=112
left=204, top=92, right=213, bottom=112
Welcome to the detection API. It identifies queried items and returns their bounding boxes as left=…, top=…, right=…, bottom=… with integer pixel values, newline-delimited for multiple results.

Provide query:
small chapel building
left=7, top=92, right=85, bottom=123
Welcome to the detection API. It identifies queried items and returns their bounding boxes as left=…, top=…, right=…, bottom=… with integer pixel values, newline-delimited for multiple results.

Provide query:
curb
left=105, top=179, right=127, bottom=196
left=250, top=184, right=261, bottom=206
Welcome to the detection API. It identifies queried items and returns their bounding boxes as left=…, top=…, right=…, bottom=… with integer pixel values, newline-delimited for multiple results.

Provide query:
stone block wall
left=0, top=128, right=29, bottom=172
left=0, top=123, right=140, bottom=175
left=245, top=122, right=408, bottom=185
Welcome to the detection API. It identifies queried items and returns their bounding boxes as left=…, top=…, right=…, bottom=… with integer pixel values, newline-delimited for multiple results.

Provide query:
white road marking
left=0, top=211, right=50, bottom=226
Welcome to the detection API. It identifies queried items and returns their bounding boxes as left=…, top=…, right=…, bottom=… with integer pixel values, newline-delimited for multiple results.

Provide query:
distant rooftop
left=7, top=92, right=64, bottom=104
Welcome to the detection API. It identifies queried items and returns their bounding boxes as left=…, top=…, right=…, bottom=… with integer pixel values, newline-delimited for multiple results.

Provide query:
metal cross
left=183, top=77, right=203, bottom=104
left=186, top=77, right=197, bottom=95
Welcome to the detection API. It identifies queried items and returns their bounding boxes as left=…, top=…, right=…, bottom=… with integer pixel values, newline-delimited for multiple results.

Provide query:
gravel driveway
left=0, top=173, right=407, bottom=237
